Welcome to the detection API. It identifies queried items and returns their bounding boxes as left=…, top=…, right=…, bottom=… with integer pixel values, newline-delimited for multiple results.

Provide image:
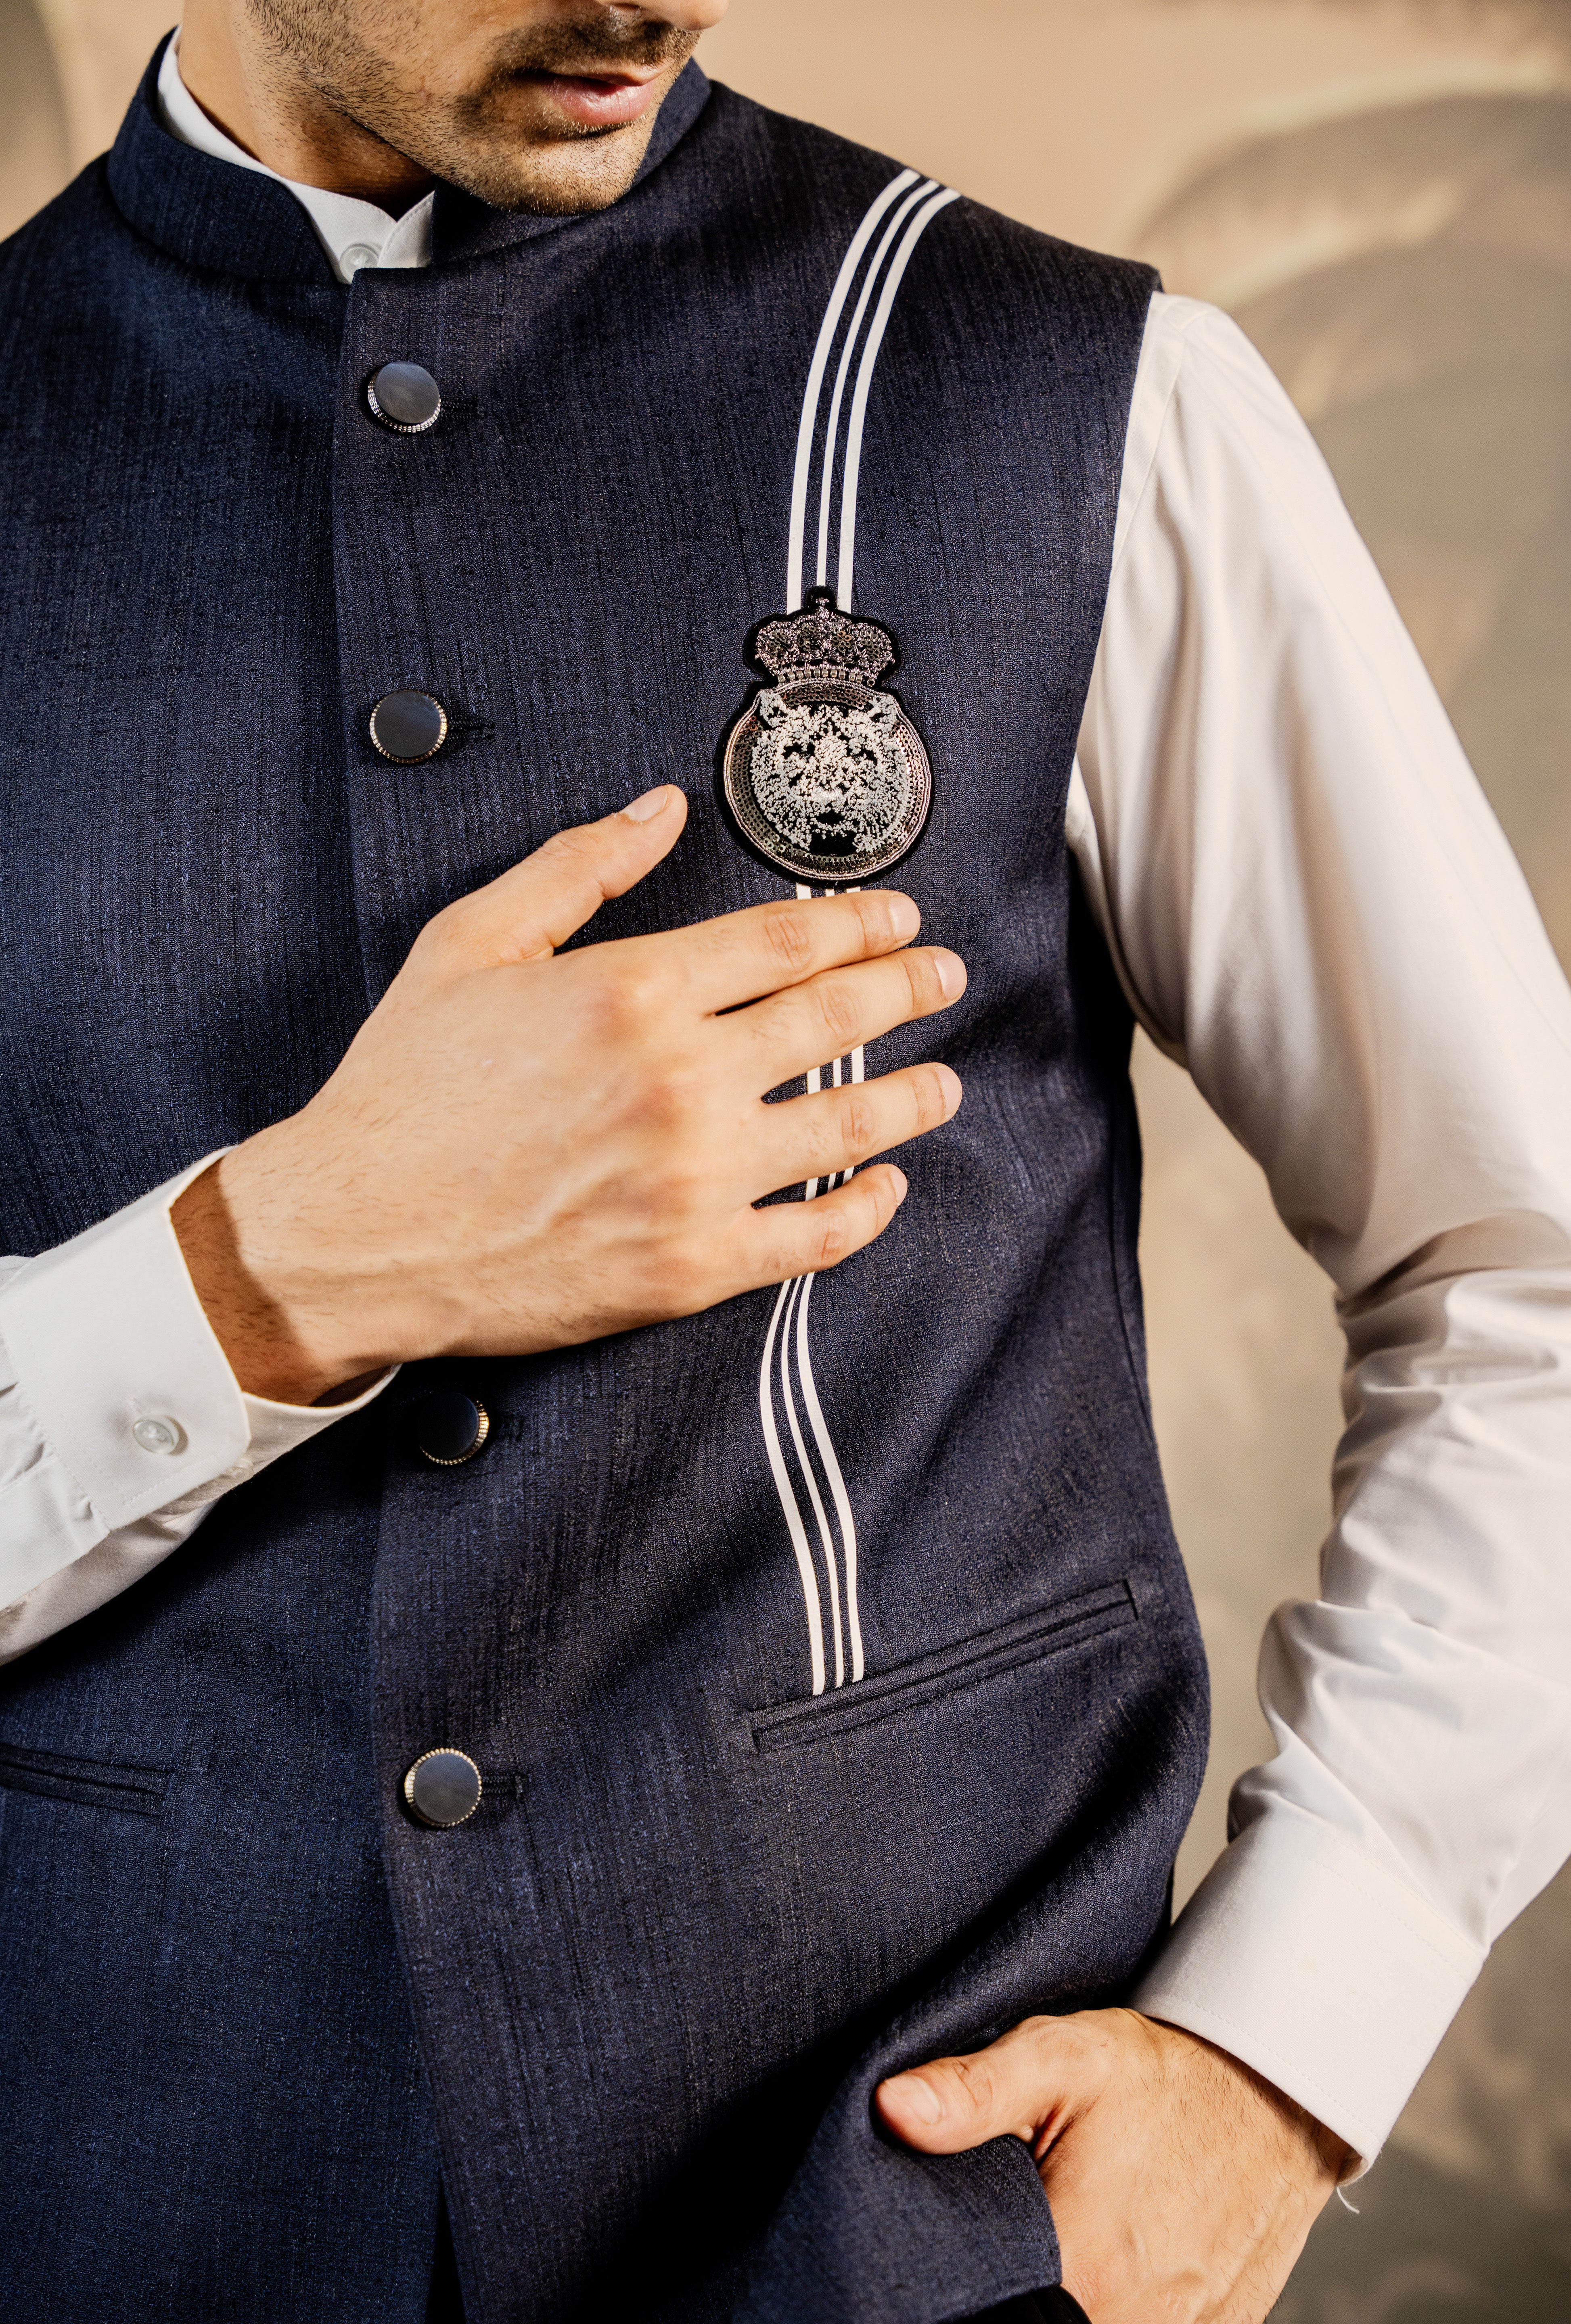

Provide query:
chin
left=437, top=112, right=661, bottom=217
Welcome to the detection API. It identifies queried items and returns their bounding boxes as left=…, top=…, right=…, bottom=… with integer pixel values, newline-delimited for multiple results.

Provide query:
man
left=0, top=3, right=1567, bottom=2319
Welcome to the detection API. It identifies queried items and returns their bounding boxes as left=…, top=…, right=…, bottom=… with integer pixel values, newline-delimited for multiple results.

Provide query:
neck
left=176, top=3, right=433, bottom=207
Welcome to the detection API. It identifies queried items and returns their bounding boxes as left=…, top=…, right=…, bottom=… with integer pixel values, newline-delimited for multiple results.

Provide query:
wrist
left=1174, top=2023, right=1352, bottom=2189
left=172, top=1132, right=393, bottom=1406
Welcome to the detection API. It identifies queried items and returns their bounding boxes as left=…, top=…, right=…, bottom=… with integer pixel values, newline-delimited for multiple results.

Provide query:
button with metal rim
left=403, top=1749, right=482, bottom=1829
left=366, top=361, right=441, bottom=433
left=370, top=690, right=449, bottom=763
left=414, top=1392, right=490, bottom=1468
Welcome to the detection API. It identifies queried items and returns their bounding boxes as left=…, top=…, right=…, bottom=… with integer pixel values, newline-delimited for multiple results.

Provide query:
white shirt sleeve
left=0, top=1156, right=393, bottom=1666
left=1072, top=293, right=1571, bottom=2167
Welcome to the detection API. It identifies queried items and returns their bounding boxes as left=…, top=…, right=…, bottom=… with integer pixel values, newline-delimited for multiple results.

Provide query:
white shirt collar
left=157, top=33, right=433, bottom=284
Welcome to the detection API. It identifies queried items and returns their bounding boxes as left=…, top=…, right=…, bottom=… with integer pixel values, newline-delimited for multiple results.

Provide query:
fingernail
left=933, top=950, right=966, bottom=1000
left=889, top=1166, right=908, bottom=1202
left=623, top=784, right=676, bottom=823
left=887, top=2071, right=942, bottom=2125
left=886, top=893, right=921, bottom=939
left=935, top=1064, right=963, bottom=1114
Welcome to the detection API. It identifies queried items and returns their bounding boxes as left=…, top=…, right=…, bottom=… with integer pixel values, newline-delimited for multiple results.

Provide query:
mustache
left=476, top=13, right=699, bottom=84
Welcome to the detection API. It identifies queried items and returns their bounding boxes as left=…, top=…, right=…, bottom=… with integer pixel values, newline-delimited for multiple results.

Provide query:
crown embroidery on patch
left=750, top=601, right=899, bottom=690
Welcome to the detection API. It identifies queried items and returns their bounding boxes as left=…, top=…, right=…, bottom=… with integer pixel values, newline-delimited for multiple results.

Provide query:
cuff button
left=132, top=1415, right=184, bottom=1455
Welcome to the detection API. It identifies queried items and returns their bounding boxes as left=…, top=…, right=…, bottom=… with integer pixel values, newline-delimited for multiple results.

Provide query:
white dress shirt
left=155, top=35, right=435, bottom=281
left=3, top=41, right=1569, bottom=2174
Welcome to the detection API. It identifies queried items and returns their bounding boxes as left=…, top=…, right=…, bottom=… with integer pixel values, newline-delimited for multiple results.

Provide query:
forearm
left=171, top=1140, right=399, bottom=1407
left=1136, top=1237, right=1571, bottom=2161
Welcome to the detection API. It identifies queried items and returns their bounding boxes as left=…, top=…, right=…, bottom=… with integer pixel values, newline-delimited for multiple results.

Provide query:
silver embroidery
left=750, top=693, right=908, bottom=860
left=722, top=590, right=933, bottom=885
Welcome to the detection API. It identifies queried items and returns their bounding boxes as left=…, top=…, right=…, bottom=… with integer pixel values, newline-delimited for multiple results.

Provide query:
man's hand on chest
left=171, top=784, right=966, bottom=1407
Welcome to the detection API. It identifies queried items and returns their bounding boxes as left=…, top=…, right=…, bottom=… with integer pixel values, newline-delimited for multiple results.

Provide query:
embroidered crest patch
left=722, top=589, right=933, bottom=885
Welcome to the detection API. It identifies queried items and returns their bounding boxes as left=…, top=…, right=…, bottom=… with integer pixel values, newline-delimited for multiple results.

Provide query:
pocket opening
left=0, top=1741, right=172, bottom=1818
left=746, top=1578, right=1138, bottom=1754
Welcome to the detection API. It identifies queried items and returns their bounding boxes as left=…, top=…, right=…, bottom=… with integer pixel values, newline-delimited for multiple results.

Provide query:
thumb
left=875, top=2015, right=1110, bottom=2157
left=428, top=784, right=688, bottom=966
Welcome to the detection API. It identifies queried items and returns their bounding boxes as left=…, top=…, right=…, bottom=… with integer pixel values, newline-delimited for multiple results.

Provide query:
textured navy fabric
left=0, top=44, right=1208, bottom=2324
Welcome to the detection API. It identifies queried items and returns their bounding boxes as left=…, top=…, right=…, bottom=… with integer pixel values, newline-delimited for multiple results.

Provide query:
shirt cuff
left=1129, top=1803, right=1483, bottom=2169
left=0, top=1156, right=394, bottom=1551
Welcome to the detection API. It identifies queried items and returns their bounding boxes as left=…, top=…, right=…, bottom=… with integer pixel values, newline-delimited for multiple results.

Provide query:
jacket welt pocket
left=747, top=1579, right=1138, bottom=1755
left=0, top=1741, right=172, bottom=1818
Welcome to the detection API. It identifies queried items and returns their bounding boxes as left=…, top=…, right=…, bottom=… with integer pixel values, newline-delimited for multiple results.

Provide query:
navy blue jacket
left=0, top=46, right=1208, bottom=2324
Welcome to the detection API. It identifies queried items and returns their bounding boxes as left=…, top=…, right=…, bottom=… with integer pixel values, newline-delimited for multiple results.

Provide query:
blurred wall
left=0, top=0, right=68, bottom=240
left=5, top=5, right=1569, bottom=2317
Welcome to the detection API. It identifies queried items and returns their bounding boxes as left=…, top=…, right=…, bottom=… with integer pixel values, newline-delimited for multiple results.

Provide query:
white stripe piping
left=814, top=181, right=937, bottom=596
left=759, top=1278, right=826, bottom=1694
left=785, top=169, right=918, bottom=614
left=795, top=1270, right=865, bottom=1684
left=837, top=186, right=962, bottom=611
left=798, top=882, right=822, bottom=1198
left=780, top=1275, right=845, bottom=1689
left=765, top=171, right=962, bottom=1684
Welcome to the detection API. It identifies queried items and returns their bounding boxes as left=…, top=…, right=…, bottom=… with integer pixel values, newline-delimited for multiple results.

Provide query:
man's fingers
left=752, top=1164, right=910, bottom=1279
left=875, top=2017, right=1109, bottom=2157
left=653, top=886, right=925, bottom=1011
left=761, top=1063, right=962, bottom=1187
left=422, top=785, right=688, bottom=967
left=737, top=946, right=966, bottom=1081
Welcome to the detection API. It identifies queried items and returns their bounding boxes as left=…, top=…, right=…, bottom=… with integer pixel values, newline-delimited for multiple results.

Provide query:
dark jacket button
left=370, top=690, right=448, bottom=763
left=404, top=1750, right=482, bottom=1829
left=367, top=361, right=441, bottom=432
left=415, top=1392, right=489, bottom=1467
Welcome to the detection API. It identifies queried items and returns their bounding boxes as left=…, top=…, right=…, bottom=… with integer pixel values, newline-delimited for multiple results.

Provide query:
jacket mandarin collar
left=107, top=33, right=713, bottom=286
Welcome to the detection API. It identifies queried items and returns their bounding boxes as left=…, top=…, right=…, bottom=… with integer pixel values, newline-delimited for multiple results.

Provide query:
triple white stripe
left=785, top=169, right=918, bottom=617
left=837, top=184, right=961, bottom=610
left=785, top=172, right=962, bottom=615
left=766, top=884, right=867, bottom=1693
left=761, top=1029, right=871, bottom=1692
left=759, top=1277, right=826, bottom=1695
left=762, top=173, right=958, bottom=1695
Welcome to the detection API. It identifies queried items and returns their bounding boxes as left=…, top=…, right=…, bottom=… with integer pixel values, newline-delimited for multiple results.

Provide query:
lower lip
left=538, top=73, right=660, bottom=129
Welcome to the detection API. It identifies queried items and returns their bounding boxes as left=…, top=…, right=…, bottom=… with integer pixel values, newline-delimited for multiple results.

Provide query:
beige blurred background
left=6, top=3, right=1568, bottom=2315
